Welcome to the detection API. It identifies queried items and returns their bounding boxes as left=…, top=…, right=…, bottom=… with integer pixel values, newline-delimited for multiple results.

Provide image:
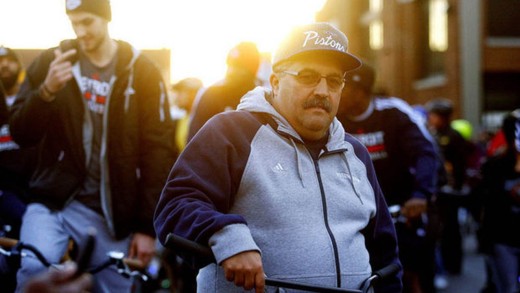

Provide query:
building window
left=429, top=0, right=448, bottom=52
left=369, top=0, right=383, bottom=50
left=418, top=0, right=447, bottom=78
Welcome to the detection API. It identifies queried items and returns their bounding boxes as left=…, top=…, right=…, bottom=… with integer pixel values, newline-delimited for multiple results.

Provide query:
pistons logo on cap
left=301, top=30, right=347, bottom=53
left=66, top=0, right=82, bottom=10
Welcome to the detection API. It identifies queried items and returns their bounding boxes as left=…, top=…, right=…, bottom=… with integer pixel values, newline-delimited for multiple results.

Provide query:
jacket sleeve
left=9, top=49, right=57, bottom=147
left=396, top=108, right=438, bottom=200
left=133, top=58, right=178, bottom=237
left=353, top=140, right=403, bottom=293
left=154, top=112, right=259, bottom=266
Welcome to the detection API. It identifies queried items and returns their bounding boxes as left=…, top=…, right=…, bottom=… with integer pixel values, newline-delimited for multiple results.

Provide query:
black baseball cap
left=344, top=62, right=375, bottom=92
left=0, top=46, right=21, bottom=65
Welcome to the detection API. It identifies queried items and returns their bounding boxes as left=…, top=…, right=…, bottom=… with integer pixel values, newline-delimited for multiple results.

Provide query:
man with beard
left=0, top=46, right=35, bottom=234
left=154, top=23, right=402, bottom=293
left=0, top=47, right=36, bottom=293
left=9, top=1, right=177, bottom=292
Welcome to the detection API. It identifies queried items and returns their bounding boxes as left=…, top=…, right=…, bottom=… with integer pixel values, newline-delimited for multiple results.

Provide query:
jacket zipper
left=313, top=158, right=342, bottom=288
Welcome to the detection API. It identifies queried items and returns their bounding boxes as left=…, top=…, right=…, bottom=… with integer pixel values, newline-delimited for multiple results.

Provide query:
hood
left=237, top=86, right=347, bottom=148
left=114, top=40, right=141, bottom=75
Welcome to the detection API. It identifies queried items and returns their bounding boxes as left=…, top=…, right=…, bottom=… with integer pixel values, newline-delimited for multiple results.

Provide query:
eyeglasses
left=281, top=70, right=345, bottom=91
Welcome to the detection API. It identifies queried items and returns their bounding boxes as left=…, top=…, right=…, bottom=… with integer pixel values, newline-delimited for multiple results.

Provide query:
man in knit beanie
left=10, top=0, right=177, bottom=292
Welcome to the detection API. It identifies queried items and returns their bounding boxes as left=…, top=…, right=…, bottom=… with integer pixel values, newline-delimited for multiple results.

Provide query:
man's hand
left=128, top=233, right=156, bottom=267
left=221, top=250, right=265, bottom=293
left=40, top=48, right=77, bottom=102
left=401, top=198, right=427, bottom=220
left=23, top=261, right=92, bottom=293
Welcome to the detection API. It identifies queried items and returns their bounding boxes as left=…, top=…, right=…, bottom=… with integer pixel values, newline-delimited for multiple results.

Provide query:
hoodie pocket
left=29, top=151, right=80, bottom=207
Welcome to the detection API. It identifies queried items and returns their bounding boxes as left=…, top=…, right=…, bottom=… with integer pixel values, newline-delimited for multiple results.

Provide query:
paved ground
left=439, top=226, right=487, bottom=293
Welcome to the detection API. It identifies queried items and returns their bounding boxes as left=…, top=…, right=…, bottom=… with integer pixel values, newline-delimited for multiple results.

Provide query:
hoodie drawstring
left=342, top=151, right=364, bottom=205
left=124, top=69, right=134, bottom=113
left=290, top=137, right=306, bottom=188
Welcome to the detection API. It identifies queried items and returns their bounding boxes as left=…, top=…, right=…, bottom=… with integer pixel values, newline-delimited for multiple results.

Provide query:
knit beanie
left=65, top=0, right=111, bottom=21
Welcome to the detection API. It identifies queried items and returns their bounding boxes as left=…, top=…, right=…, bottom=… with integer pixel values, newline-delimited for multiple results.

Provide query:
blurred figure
left=0, top=47, right=36, bottom=292
left=477, top=109, right=520, bottom=293
left=0, top=46, right=22, bottom=105
left=170, top=77, right=203, bottom=151
left=23, top=262, right=92, bottom=293
left=0, top=46, right=35, bottom=237
left=337, top=62, right=439, bottom=293
left=425, top=98, right=469, bottom=276
left=9, top=0, right=177, bottom=292
left=187, top=41, right=260, bottom=141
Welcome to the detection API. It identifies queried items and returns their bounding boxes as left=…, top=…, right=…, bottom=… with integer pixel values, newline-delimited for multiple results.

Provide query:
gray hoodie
left=154, top=87, right=401, bottom=292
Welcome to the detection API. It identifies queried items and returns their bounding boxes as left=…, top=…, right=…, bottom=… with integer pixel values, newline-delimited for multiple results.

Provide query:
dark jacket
left=9, top=40, right=177, bottom=239
left=338, top=97, right=438, bottom=206
left=187, top=72, right=257, bottom=141
left=0, top=81, right=36, bottom=197
left=479, top=151, right=520, bottom=250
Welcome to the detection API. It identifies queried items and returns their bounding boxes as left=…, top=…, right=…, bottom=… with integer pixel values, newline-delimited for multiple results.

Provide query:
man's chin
left=303, top=117, right=331, bottom=131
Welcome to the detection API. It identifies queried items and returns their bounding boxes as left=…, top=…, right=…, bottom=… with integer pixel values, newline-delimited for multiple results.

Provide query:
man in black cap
left=337, top=62, right=440, bottom=293
left=424, top=98, right=469, bottom=278
left=0, top=47, right=23, bottom=101
left=0, top=46, right=35, bottom=235
left=187, top=41, right=261, bottom=141
left=9, top=0, right=177, bottom=292
left=0, top=46, right=37, bottom=293
left=155, top=23, right=402, bottom=293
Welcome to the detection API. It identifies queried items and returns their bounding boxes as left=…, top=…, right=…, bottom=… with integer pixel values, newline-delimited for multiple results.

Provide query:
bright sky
left=0, top=0, right=327, bottom=86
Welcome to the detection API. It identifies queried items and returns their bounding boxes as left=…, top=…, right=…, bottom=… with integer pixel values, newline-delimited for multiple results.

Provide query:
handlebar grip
left=373, top=263, right=400, bottom=280
left=165, top=233, right=215, bottom=260
left=0, top=237, right=18, bottom=248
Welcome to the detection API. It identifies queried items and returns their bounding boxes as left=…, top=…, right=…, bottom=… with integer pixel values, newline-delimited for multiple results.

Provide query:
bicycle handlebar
left=164, top=233, right=400, bottom=293
left=0, top=237, right=147, bottom=281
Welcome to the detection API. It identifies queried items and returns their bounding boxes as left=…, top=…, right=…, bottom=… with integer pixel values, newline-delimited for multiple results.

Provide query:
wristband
left=39, top=83, right=55, bottom=101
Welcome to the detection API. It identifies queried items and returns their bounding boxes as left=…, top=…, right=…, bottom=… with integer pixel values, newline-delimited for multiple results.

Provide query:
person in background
left=0, top=46, right=36, bottom=237
left=0, top=47, right=37, bottom=292
left=337, top=62, right=439, bottom=293
left=425, top=98, right=469, bottom=276
left=155, top=22, right=402, bottom=293
left=9, top=0, right=177, bottom=292
left=477, top=109, right=520, bottom=293
left=170, top=77, right=203, bottom=151
left=187, top=41, right=261, bottom=141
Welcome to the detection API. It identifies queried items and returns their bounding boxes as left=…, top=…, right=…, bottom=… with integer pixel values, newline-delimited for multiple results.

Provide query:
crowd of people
left=1, top=0, right=519, bottom=293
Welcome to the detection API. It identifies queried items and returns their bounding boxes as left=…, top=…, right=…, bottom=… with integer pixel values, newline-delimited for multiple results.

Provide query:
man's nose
left=314, top=77, right=330, bottom=94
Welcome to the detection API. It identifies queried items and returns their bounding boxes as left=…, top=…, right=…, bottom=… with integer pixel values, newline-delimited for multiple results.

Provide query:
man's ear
left=269, top=73, right=280, bottom=93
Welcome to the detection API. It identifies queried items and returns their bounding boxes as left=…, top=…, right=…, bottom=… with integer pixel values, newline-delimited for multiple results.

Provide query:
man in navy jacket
left=155, top=23, right=402, bottom=293
left=337, top=62, right=439, bottom=293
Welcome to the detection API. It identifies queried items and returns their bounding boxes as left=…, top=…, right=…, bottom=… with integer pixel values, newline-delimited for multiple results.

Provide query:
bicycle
left=164, top=233, right=400, bottom=293
left=0, top=234, right=149, bottom=292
